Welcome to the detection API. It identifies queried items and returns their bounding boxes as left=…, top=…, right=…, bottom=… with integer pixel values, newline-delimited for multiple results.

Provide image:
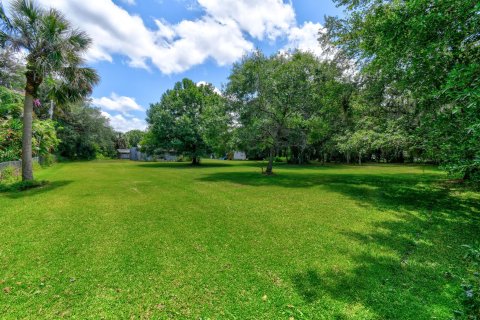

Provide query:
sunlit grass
left=0, top=160, right=478, bottom=319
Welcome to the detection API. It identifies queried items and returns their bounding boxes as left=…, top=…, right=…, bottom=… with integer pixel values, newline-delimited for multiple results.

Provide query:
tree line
left=144, top=0, right=479, bottom=181
left=1, top=0, right=478, bottom=182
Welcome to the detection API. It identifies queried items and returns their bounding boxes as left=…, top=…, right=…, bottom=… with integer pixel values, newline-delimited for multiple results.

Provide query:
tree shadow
left=137, top=161, right=265, bottom=170
left=199, top=170, right=479, bottom=317
left=0, top=180, right=73, bottom=199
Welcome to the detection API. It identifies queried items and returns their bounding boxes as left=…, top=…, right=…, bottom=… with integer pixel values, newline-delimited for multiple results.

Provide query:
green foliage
left=226, top=51, right=346, bottom=170
left=0, top=118, right=22, bottom=161
left=0, top=48, right=25, bottom=91
left=114, top=132, right=128, bottom=150
left=324, top=0, right=480, bottom=179
left=0, top=117, right=58, bottom=162
left=124, top=130, right=145, bottom=148
left=0, top=179, right=47, bottom=192
left=0, top=86, right=23, bottom=119
left=145, top=78, right=228, bottom=164
left=39, top=153, right=56, bottom=167
left=0, top=165, right=19, bottom=184
left=0, top=0, right=100, bottom=98
left=458, top=244, right=480, bottom=319
left=32, top=119, right=60, bottom=156
left=55, top=103, right=116, bottom=160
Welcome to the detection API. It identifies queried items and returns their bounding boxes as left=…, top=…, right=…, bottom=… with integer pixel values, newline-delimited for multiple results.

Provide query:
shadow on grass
left=0, top=180, right=72, bottom=199
left=199, top=170, right=480, bottom=318
left=137, top=161, right=268, bottom=170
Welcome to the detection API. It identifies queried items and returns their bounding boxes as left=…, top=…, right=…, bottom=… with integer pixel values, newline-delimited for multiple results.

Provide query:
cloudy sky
left=32, top=0, right=344, bottom=132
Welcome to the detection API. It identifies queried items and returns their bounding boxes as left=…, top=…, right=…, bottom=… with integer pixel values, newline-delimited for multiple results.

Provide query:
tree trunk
left=22, top=92, right=34, bottom=181
left=265, top=148, right=274, bottom=175
left=49, top=100, right=54, bottom=119
left=358, top=152, right=362, bottom=165
left=346, top=151, right=350, bottom=164
left=22, top=69, right=42, bottom=182
left=191, top=156, right=200, bottom=165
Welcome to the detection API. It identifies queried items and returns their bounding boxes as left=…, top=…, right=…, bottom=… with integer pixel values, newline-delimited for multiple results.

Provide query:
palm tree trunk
left=22, top=92, right=34, bottom=181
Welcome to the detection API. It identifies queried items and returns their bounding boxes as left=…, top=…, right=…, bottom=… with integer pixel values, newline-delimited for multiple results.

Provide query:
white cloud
left=152, top=17, right=254, bottom=73
left=283, top=21, right=329, bottom=58
left=31, top=0, right=295, bottom=74
left=120, top=0, right=136, bottom=5
left=101, top=111, right=147, bottom=133
left=92, top=93, right=144, bottom=115
left=197, top=0, right=296, bottom=40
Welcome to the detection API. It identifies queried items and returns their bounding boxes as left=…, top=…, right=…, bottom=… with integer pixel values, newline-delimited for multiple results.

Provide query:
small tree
left=0, top=0, right=99, bottom=180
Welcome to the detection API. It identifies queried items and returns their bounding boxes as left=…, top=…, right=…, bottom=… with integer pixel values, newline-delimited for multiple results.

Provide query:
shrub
left=40, top=154, right=56, bottom=167
left=0, top=179, right=48, bottom=192
left=0, top=165, right=20, bottom=184
left=457, top=244, right=480, bottom=319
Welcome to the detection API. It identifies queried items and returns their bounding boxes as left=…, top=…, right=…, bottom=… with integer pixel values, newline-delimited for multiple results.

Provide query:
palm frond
left=0, top=1, right=14, bottom=33
left=67, top=28, right=92, bottom=51
left=3, top=0, right=99, bottom=104
left=11, top=0, right=42, bottom=27
left=48, top=66, right=100, bottom=105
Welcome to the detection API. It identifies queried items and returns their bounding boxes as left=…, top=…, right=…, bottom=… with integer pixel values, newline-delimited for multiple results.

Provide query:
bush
left=457, top=244, right=480, bottom=319
left=0, top=165, right=20, bottom=184
left=95, top=153, right=112, bottom=160
left=40, top=154, right=56, bottom=167
left=0, top=118, right=59, bottom=162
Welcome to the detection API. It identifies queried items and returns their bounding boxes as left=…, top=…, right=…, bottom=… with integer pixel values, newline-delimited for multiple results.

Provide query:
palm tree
left=0, top=0, right=99, bottom=180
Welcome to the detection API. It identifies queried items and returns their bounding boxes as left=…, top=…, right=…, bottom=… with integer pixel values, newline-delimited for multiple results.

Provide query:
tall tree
left=56, top=103, right=116, bottom=160
left=0, top=0, right=99, bottom=180
left=145, top=79, right=226, bottom=165
left=226, top=51, right=329, bottom=174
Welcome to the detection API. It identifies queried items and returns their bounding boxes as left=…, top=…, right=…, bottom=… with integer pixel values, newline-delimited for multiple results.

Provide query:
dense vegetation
left=323, top=0, right=479, bottom=180
left=0, top=86, right=58, bottom=162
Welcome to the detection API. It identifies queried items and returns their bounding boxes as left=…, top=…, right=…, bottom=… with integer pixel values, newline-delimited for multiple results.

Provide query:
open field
left=0, top=160, right=479, bottom=319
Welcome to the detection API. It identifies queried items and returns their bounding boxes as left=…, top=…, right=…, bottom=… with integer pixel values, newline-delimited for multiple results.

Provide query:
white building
left=233, top=151, right=247, bottom=160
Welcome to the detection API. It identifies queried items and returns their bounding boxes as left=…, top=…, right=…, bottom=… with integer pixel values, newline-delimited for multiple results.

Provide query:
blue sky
left=37, top=0, right=344, bottom=132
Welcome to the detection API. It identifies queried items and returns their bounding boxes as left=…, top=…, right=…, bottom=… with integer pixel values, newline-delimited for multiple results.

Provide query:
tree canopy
left=226, top=51, right=354, bottom=173
left=145, top=78, right=227, bottom=165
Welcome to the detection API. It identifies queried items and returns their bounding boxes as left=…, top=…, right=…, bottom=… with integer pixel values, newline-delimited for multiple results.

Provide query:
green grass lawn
left=0, top=160, right=479, bottom=319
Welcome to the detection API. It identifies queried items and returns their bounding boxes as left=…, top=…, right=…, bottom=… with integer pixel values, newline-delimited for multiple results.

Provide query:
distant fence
left=0, top=157, right=39, bottom=172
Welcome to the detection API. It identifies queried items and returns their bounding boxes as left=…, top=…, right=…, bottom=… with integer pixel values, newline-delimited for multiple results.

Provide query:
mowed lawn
left=0, top=160, right=479, bottom=319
